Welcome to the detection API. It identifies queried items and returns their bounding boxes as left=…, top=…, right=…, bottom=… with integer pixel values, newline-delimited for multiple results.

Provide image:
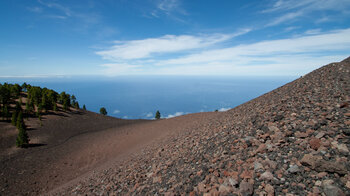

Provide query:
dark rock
left=300, top=154, right=347, bottom=175
left=239, top=180, right=253, bottom=196
left=342, top=129, right=350, bottom=136
left=323, top=185, right=346, bottom=196
left=274, top=115, right=284, bottom=122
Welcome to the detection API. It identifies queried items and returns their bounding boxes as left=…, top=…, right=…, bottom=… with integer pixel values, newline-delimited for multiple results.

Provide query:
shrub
left=16, top=125, right=29, bottom=148
left=11, top=111, right=18, bottom=126
left=100, top=107, right=107, bottom=115
left=155, top=110, right=161, bottom=119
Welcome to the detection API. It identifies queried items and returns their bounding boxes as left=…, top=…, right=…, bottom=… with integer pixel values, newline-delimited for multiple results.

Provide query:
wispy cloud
left=38, top=0, right=72, bottom=17
left=113, top=109, right=120, bottom=114
left=264, top=0, right=350, bottom=26
left=146, top=0, right=188, bottom=22
left=157, top=0, right=179, bottom=12
left=27, top=6, right=43, bottom=13
left=304, top=29, right=322, bottom=35
left=29, top=0, right=106, bottom=34
left=97, top=28, right=350, bottom=76
left=96, top=29, right=251, bottom=61
left=284, top=26, right=300, bottom=32
left=218, top=107, right=230, bottom=112
left=166, top=112, right=185, bottom=118
left=145, top=112, right=153, bottom=118
left=266, top=11, right=302, bottom=26
left=158, top=29, right=350, bottom=66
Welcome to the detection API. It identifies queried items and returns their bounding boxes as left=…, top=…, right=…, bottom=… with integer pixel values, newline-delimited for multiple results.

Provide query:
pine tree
left=16, top=124, right=29, bottom=148
left=2, top=105, right=9, bottom=121
left=100, top=107, right=107, bottom=115
left=155, top=110, right=161, bottom=119
left=16, top=111, right=25, bottom=131
left=15, top=101, right=22, bottom=113
left=11, top=111, right=18, bottom=126
left=71, top=95, right=76, bottom=106
left=37, top=103, right=43, bottom=117
left=63, top=101, right=68, bottom=111
left=15, top=110, right=29, bottom=147
left=41, top=94, right=48, bottom=112
left=25, top=101, right=30, bottom=113
left=83, top=104, right=86, bottom=110
left=53, top=103, right=57, bottom=111
left=74, top=101, right=79, bottom=109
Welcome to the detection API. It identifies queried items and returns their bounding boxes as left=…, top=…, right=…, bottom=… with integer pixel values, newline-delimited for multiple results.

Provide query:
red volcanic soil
left=0, top=108, right=145, bottom=195
left=0, top=106, right=223, bottom=195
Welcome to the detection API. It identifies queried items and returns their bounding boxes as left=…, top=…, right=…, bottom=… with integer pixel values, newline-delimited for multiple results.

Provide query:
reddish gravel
left=1, top=57, right=350, bottom=195
left=56, top=57, right=350, bottom=195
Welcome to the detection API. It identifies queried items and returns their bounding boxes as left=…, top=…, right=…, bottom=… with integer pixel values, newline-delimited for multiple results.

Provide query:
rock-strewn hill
left=59, top=57, right=350, bottom=195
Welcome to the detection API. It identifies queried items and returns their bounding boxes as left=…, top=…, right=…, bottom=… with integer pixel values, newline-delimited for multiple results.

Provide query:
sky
left=1, top=0, right=350, bottom=77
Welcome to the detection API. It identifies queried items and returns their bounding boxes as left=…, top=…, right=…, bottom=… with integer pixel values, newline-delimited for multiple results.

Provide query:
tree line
left=0, top=82, right=84, bottom=148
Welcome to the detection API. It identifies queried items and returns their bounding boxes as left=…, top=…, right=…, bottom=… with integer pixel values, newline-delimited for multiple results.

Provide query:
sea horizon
left=0, top=75, right=297, bottom=119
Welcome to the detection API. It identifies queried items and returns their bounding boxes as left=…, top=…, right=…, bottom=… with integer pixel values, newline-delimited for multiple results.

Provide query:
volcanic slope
left=57, top=57, right=350, bottom=195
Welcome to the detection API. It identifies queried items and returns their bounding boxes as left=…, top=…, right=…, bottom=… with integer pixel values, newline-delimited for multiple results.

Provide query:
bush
left=16, top=111, right=29, bottom=147
left=100, top=107, right=107, bottom=115
left=16, top=125, right=29, bottom=148
left=155, top=110, right=161, bottom=119
left=74, top=101, right=79, bottom=109
left=11, top=111, right=18, bottom=126
left=2, top=105, right=9, bottom=121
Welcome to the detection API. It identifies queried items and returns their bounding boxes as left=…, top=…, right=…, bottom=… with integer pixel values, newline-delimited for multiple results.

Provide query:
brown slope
left=55, top=57, right=350, bottom=195
left=0, top=109, right=149, bottom=195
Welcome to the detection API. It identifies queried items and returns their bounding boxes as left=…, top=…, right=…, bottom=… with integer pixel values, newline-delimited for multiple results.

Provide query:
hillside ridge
left=56, top=57, right=350, bottom=195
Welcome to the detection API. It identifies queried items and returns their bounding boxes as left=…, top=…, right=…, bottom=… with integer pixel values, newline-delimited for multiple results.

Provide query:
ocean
left=0, top=76, right=296, bottom=119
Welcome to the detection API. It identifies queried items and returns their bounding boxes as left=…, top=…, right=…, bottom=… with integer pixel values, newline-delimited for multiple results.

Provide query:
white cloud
left=96, top=33, right=244, bottom=61
left=304, top=29, right=322, bottom=35
left=166, top=112, right=185, bottom=118
left=316, top=16, right=331, bottom=23
left=218, top=107, right=230, bottom=112
left=263, top=0, right=350, bottom=26
left=113, top=109, right=120, bottom=114
left=284, top=26, right=300, bottom=32
left=157, top=29, right=350, bottom=71
left=264, top=0, right=350, bottom=13
left=98, top=28, right=350, bottom=76
left=158, top=0, right=179, bottom=12
left=151, top=0, right=187, bottom=20
left=145, top=112, right=153, bottom=118
left=38, top=0, right=72, bottom=17
left=266, top=11, right=303, bottom=26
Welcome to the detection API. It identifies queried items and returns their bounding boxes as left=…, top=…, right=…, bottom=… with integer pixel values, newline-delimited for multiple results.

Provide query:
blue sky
left=1, top=0, right=350, bottom=76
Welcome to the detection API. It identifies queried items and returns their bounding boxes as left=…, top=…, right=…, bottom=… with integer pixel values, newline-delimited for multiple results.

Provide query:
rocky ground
left=56, top=57, right=350, bottom=196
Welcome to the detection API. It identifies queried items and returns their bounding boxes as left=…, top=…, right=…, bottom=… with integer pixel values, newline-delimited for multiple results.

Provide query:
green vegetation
left=83, top=104, right=86, bottom=110
left=59, top=92, right=71, bottom=111
left=0, top=82, right=84, bottom=148
left=100, top=107, right=107, bottom=115
left=16, top=112, right=29, bottom=148
left=155, top=110, right=161, bottom=119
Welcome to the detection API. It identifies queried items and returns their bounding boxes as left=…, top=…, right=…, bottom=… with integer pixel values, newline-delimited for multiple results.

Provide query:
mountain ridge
left=56, top=57, right=350, bottom=195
